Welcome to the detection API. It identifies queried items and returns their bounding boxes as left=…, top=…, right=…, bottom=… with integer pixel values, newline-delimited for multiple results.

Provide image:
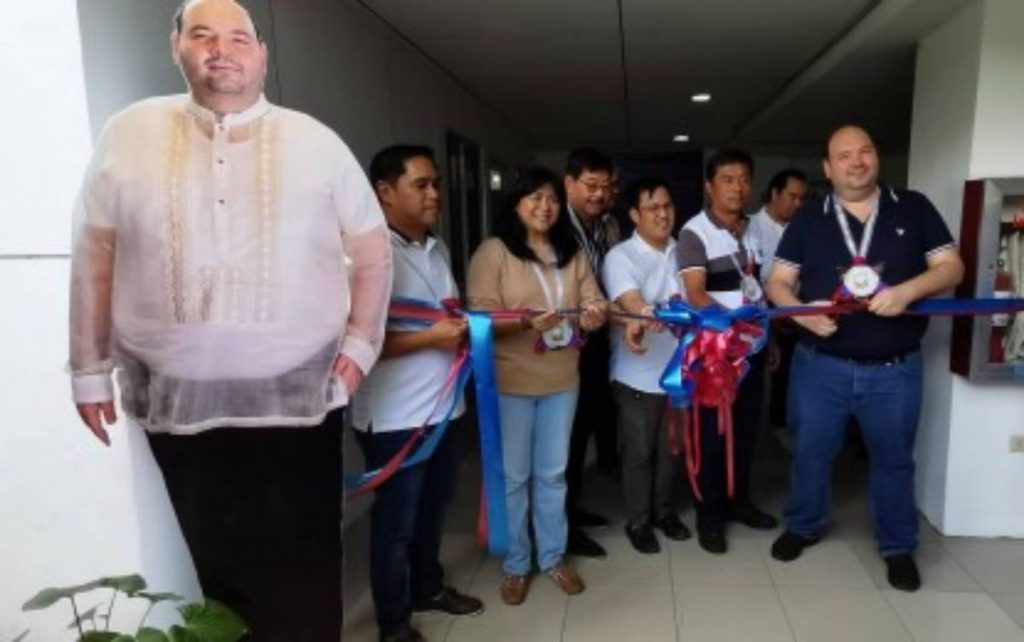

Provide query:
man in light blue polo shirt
left=603, top=178, right=690, bottom=554
left=353, top=145, right=483, bottom=642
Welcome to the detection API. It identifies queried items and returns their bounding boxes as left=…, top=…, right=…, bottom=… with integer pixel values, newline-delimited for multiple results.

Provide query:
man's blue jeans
left=355, top=423, right=459, bottom=636
left=784, top=344, right=923, bottom=556
left=499, top=389, right=579, bottom=575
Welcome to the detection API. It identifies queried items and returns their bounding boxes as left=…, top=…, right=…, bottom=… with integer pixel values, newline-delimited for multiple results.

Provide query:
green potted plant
left=19, top=574, right=247, bottom=642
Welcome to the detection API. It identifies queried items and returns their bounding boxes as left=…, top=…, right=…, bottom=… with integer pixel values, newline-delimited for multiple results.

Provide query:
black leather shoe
left=770, top=531, right=820, bottom=562
left=625, top=522, right=661, bottom=554
left=729, top=503, right=779, bottom=530
left=381, top=627, right=425, bottom=642
left=571, top=508, right=610, bottom=529
left=567, top=527, right=607, bottom=558
left=884, top=554, right=921, bottom=592
left=654, top=514, right=692, bottom=542
left=697, top=525, right=727, bottom=555
left=413, top=585, right=484, bottom=616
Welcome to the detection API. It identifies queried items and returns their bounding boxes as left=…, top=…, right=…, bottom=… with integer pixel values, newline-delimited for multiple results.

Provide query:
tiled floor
left=342, top=434, right=1024, bottom=641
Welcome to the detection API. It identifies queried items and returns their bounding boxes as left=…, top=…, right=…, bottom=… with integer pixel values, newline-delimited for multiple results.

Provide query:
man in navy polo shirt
left=766, top=125, right=963, bottom=592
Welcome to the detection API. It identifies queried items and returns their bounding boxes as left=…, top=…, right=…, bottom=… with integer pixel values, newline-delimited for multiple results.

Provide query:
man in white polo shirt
left=352, top=145, right=483, bottom=642
left=603, top=178, right=690, bottom=554
left=676, top=149, right=778, bottom=555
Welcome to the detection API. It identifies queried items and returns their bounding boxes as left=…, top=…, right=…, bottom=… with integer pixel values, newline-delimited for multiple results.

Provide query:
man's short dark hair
left=565, top=147, right=614, bottom=179
left=763, top=168, right=808, bottom=203
left=705, top=148, right=754, bottom=182
left=625, top=178, right=672, bottom=211
left=368, top=145, right=436, bottom=187
left=173, top=1, right=264, bottom=41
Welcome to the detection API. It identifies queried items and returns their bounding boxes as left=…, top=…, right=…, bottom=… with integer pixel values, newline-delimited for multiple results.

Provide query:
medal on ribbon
left=834, top=194, right=886, bottom=300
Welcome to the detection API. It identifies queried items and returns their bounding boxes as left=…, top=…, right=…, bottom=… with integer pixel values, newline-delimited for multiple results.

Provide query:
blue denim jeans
left=499, top=389, right=579, bottom=575
left=784, top=344, right=923, bottom=556
left=355, top=423, right=459, bottom=636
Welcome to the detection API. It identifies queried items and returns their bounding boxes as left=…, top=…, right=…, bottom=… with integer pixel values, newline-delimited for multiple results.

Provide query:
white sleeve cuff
left=340, top=334, right=379, bottom=375
left=72, top=372, right=114, bottom=404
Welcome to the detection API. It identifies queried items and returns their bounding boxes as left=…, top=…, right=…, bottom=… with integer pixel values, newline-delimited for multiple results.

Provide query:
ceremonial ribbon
left=344, top=297, right=510, bottom=556
left=655, top=300, right=769, bottom=501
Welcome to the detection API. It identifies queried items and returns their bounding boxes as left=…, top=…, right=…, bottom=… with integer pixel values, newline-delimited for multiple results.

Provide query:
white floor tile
left=669, top=537, right=773, bottom=587
left=562, top=583, right=676, bottom=642
left=847, top=536, right=982, bottom=593
left=572, top=534, right=672, bottom=585
left=778, top=586, right=912, bottom=642
left=446, top=559, right=568, bottom=642
left=992, top=593, right=1024, bottom=630
left=883, top=590, right=1024, bottom=642
left=676, top=585, right=794, bottom=642
left=766, top=539, right=876, bottom=589
left=944, top=539, right=1024, bottom=594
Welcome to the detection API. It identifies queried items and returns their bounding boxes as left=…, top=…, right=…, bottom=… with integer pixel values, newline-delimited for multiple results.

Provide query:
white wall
left=909, top=0, right=1024, bottom=537
left=1, top=2, right=529, bottom=637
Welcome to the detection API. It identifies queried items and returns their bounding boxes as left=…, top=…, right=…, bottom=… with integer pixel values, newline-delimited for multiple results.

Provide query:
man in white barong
left=68, top=1, right=391, bottom=638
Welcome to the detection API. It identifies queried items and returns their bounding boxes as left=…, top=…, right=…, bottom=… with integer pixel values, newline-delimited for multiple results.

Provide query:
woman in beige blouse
left=467, top=166, right=606, bottom=606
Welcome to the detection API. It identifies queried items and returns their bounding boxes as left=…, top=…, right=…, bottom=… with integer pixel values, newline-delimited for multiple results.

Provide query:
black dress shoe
left=884, top=554, right=921, bottom=592
left=770, top=531, right=820, bottom=562
left=697, top=526, right=727, bottom=555
left=654, top=514, right=692, bottom=541
left=413, top=585, right=484, bottom=616
left=625, top=522, right=661, bottom=554
left=567, top=527, right=607, bottom=558
left=571, top=508, right=610, bottom=529
left=381, top=626, right=425, bottom=642
left=729, top=503, right=779, bottom=530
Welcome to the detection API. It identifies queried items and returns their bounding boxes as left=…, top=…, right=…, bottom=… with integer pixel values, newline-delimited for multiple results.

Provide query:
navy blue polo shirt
left=774, top=186, right=955, bottom=360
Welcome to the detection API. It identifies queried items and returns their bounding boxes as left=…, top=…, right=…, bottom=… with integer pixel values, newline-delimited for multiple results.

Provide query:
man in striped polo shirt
left=676, top=148, right=779, bottom=555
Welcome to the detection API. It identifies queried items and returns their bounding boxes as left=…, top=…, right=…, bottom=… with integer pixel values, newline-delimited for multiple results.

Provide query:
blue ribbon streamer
left=467, top=311, right=509, bottom=556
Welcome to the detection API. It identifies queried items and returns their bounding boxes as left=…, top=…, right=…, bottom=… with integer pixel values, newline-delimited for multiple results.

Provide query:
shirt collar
left=822, top=184, right=900, bottom=215
left=186, top=94, right=271, bottom=127
left=631, top=230, right=674, bottom=257
left=388, top=224, right=436, bottom=251
left=703, top=208, right=747, bottom=232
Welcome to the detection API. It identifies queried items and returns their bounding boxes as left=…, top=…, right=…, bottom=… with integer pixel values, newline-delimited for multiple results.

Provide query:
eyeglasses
left=578, top=180, right=612, bottom=195
left=638, top=204, right=674, bottom=215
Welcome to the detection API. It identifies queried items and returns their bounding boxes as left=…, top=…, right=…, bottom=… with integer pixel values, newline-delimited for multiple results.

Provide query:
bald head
left=171, top=0, right=268, bottom=115
left=823, top=125, right=880, bottom=201
left=173, top=0, right=261, bottom=41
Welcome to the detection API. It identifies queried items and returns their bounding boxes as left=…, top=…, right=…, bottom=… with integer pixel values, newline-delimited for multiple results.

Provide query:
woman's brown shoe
left=500, top=574, right=530, bottom=605
left=547, top=562, right=585, bottom=595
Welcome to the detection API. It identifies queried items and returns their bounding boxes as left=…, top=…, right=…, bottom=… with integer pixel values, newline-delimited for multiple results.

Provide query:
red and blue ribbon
left=344, top=297, right=509, bottom=556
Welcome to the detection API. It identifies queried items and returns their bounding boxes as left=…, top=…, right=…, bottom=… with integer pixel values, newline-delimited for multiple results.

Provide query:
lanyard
left=728, top=247, right=755, bottom=280
left=833, top=195, right=880, bottom=261
left=530, top=262, right=565, bottom=311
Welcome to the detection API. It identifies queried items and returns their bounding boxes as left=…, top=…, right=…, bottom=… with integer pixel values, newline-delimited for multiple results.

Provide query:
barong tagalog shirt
left=69, top=94, right=392, bottom=434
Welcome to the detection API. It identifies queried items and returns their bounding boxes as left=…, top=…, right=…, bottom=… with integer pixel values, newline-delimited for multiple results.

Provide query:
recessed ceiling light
left=672, top=134, right=690, bottom=143
left=691, top=92, right=712, bottom=103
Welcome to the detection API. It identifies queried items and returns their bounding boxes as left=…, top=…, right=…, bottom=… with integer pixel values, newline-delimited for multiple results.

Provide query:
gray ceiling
left=358, top=0, right=972, bottom=154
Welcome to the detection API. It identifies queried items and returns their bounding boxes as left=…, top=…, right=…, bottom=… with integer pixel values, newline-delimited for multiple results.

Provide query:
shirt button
left=218, top=199, right=225, bottom=205
left=217, top=159, right=225, bottom=164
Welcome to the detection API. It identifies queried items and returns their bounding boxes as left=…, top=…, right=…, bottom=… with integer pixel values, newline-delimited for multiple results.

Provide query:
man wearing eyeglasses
left=562, top=147, right=620, bottom=558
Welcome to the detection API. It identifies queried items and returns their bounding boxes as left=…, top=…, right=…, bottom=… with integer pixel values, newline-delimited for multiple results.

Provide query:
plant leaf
left=136, top=592, right=185, bottom=604
left=136, top=628, right=170, bottom=642
left=166, top=626, right=201, bottom=642
left=23, top=580, right=104, bottom=610
left=80, top=632, right=129, bottom=642
left=96, top=575, right=147, bottom=597
left=68, top=604, right=101, bottom=629
left=179, top=600, right=248, bottom=642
